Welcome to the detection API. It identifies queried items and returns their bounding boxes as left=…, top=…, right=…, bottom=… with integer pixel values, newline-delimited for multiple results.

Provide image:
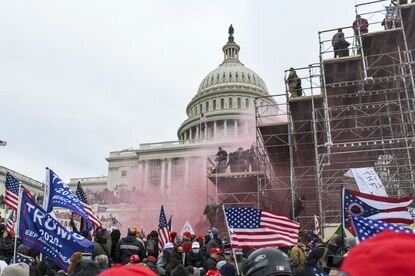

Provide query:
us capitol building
left=69, top=26, right=275, bottom=232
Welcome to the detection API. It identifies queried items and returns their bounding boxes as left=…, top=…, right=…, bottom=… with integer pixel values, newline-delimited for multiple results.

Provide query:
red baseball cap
left=209, top=247, right=222, bottom=254
left=183, top=231, right=191, bottom=238
left=196, top=235, right=204, bottom=240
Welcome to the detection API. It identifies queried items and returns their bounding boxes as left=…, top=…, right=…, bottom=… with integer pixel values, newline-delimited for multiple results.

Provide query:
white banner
left=180, top=220, right=194, bottom=237
left=345, top=167, right=387, bottom=196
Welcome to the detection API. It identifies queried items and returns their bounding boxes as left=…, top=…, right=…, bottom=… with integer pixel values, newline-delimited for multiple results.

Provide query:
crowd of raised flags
left=1, top=166, right=415, bottom=275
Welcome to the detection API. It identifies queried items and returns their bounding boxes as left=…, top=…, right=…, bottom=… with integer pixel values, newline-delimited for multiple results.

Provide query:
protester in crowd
left=215, top=147, right=228, bottom=173
left=94, top=254, right=109, bottom=272
left=205, top=228, right=222, bottom=252
left=352, top=15, right=369, bottom=35
left=290, top=242, right=307, bottom=274
left=0, top=228, right=14, bottom=264
left=186, top=241, right=206, bottom=269
left=306, top=238, right=335, bottom=273
left=93, top=228, right=110, bottom=259
left=286, top=68, right=302, bottom=98
left=219, top=262, right=236, bottom=276
left=71, top=259, right=100, bottom=276
left=142, top=256, right=158, bottom=273
left=116, top=228, right=146, bottom=264
left=245, top=247, right=293, bottom=276
left=165, top=245, right=185, bottom=276
left=68, top=252, right=83, bottom=275
left=110, top=229, right=121, bottom=263
left=157, top=242, right=174, bottom=275
left=232, top=248, right=246, bottom=275
left=146, top=230, right=159, bottom=258
left=332, top=28, right=350, bottom=58
left=180, top=231, right=193, bottom=254
left=204, top=247, right=222, bottom=272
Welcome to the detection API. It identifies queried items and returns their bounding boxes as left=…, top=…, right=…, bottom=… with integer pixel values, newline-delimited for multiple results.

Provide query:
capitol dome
left=177, top=25, right=274, bottom=141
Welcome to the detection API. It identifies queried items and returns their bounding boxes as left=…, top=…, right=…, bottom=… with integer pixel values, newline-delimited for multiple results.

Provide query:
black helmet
left=245, top=247, right=293, bottom=276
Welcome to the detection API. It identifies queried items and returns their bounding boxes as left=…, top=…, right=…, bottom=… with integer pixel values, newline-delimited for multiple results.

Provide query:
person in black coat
left=186, top=242, right=205, bottom=268
left=115, top=228, right=146, bottom=264
left=165, top=245, right=185, bottom=276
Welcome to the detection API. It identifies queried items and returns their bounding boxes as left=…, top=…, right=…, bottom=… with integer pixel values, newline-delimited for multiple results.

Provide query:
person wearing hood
left=205, top=228, right=222, bottom=252
left=186, top=242, right=206, bottom=269
left=157, top=242, right=174, bottom=276
left=115, top=228, right=146, bottom=264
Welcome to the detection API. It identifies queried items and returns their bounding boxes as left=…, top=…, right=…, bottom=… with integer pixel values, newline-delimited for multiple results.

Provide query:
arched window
left=229, top=98, right=233, bottom=109
left=213, top=99, right=216, bottom=110
left=237, top=98, right=241, bottom=109
left=221, top=98, right=225, bottom=109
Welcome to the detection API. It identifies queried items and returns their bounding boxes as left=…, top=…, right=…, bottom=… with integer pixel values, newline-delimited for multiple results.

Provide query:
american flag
left=5, top=172, right=20, bottom=210
left=75, top=182, right=101, bottom=229
left=111, top=216, right=123, bottom=228
left=158, top=205, right=171, bottom=253
left=6, top=211, right=15, bottom=235
left=343, top=188, right=413, bottom=231
left=352, top=216, right=413, bottom=242
left=224, top=207, right=300, bottom=248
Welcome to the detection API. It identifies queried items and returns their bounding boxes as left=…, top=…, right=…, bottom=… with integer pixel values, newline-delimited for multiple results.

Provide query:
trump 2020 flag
left=44, top=168, right=91, bottom=229
left=18, top=190, right=93, bottom=271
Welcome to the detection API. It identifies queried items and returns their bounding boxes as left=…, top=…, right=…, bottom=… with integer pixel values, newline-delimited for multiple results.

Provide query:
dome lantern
left=222, top=24, right=240, bottom=62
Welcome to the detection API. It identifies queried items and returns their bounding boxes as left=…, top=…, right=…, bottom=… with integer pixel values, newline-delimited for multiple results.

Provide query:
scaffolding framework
left=255, top=0, right=415, bottom=235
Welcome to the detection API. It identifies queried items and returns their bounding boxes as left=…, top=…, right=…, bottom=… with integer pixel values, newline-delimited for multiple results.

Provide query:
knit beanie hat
left=340, top=231, right=415, bottom=276
left=219, top=263, right=237, bottom=276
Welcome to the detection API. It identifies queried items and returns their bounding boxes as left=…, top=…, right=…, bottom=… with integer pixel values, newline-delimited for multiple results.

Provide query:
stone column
left=184, top=158, right=190, bottom=188
left=196, top=126, right=200, bottom=140
left=224, top=120, right=227, bottom=136
left=167, top=158, right=172, bottom=191
left=184, top=131, right=188, bottom=140
left=138, top=161, right=144, bottom=192
left=213, top=121, right=217, bottom=138
left=189, top=128, right=193, bottom=140
left=234, top=120, right=238, bottom=136
left=161, top=159, right=166, bottom=198
left=143, top=161, right=149, bottom=192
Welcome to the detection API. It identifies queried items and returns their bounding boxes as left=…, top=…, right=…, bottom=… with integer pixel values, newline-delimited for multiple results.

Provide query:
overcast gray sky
left=1, top=0, right=357, bottom=182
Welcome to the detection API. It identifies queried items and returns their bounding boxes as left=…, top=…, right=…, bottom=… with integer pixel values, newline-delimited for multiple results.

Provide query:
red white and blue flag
left=6, top=211, right=15, bottom=235
left=352, top=216, right=413, bottom=242
left=224, top=207, right=300, bottom=248
left=5, top=172, right=20, bottom=210
left=343, top=188, right=413, bottom=231
left=75, top=182, right=101, bottom=229
left=158, top=206, right=171, bottom=253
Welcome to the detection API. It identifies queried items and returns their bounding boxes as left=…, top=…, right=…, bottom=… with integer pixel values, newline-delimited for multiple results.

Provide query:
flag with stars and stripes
left=224, top=207, right=300, bottom=249
left=111, top=216, right=122, bottom=229
left=75, top=182, right=101, bottom=229
left=352, top=216, right=414, bottom=242
left=343, top=188, right=413, bottom=232
left=6, top=211, right=15, bottom=235
left=158, top=206, right=171, bottom=253
left=5, top=172, right=20, bottom=210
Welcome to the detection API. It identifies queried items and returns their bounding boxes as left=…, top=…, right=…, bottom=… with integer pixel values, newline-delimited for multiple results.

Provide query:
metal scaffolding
left=255, top=0, right=415, bottom=236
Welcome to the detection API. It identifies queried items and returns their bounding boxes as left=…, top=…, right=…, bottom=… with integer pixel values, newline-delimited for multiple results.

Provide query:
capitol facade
left=70, top=26, right=275, bottom=233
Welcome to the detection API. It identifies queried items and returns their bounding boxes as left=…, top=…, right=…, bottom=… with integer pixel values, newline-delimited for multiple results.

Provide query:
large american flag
left=5, top=172, right=20, bottom=210
left=352, top=216, right=413, bottom=242
left=75, top=182, right=101, bottom=229
left=158, top=205, right=171, bottom=253
left=224, top=207, right=300, bottom=248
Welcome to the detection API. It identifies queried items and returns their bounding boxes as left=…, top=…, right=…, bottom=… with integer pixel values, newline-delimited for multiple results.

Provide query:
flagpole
left=221, top=205, right=240, bottom=276
left=13, top=184, right=23, bottom=263
left=340, top=185, right=345, bottom=254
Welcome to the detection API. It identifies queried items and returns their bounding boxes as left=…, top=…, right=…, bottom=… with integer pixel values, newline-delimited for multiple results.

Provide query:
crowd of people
left=211, top=146, right=257, bottom=175
left=0, top=221, right=413, bottom=275
left=83, top=188, right=141, bottom=205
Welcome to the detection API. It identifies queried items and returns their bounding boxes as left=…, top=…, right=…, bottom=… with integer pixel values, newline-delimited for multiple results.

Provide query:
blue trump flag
left=44, top=168, right=91, bottom=229
left=18, top=190, right=93, bottom=271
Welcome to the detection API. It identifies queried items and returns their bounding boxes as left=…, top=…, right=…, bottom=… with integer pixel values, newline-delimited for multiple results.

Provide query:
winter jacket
left=165, top=255, right=183, bottom=276
left=115, top=234, right=146, bottom=264
left=204, top=257, right=218, bottom=272
left=0, top=237, right=14, bottom=263
left=93, top=242, right=108, bottom=259
left=186, top=250, right=206, bottom=268
left=157, top=251, right=170, bottom=276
